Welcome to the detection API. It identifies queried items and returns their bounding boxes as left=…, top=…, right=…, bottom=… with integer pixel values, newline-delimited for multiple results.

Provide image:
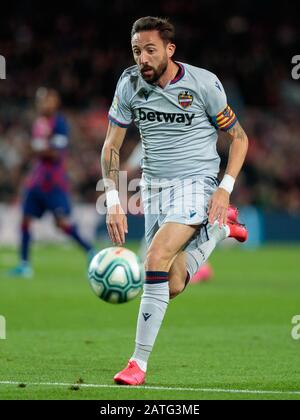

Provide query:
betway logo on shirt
left=136, top=108, right=195, bottom=126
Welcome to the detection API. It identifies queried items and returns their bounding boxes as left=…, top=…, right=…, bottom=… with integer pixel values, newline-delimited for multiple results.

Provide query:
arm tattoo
left=227, top=121, right=247, bottom=143
left=101, top=121, right=127, bottom=191
left=102, top=146, right=120, bottom=191
left=108, top=148, right=120, bottom=190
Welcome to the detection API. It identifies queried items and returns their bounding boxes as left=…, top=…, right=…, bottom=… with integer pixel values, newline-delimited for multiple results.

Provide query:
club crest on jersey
left=178, top=91, right=193, bottom=109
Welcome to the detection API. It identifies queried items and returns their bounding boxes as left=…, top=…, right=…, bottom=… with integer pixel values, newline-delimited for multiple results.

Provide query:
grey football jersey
left=109, top=62, right=237, bottom=183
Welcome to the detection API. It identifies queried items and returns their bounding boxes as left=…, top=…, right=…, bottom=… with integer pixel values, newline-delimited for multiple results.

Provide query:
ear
left=167, top=43, right=176, bottom=59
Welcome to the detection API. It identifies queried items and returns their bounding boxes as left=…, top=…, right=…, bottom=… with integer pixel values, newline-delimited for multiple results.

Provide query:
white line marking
left=0, top=381, right=300, bottom=396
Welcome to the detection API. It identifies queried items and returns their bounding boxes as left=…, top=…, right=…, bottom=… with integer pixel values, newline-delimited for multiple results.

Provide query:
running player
left=101, top=17, right=248, bottom=385
left=9, top=88, right=94, bottom=278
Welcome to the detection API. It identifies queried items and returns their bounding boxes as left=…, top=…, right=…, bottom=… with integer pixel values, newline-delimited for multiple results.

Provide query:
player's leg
left=169, top=258, right=217, bottom=293
left=167, top=178, right=247, bottom=296
left=8, top=216, right=34, bottom=278
left=48, top=188, right=94, bottom=257
left=189, top=206, right=241, bottom=284
left=9, top=187, right=43, bottom=278
left=137, top=236, right=148, bottom=262
left=168, top=205, right=248, bottom=297
left=168, top=223, right=228, bottom=297
left=168, top=251, right=189, bottom=298
left=114, top=222, right=198, bottom=385
left=55, top=216, right=93, bottom=253
left=20, top=216, right=32, bottom=264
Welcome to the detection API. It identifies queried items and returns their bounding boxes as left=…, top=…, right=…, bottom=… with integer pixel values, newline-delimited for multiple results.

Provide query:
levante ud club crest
left=178, top=91, right=193, bottom=109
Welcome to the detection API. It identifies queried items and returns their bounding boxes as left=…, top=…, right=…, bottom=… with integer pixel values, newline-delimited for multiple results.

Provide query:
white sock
left=131, top=276, right=169, bottom=372
left=186, top=222, right=229, bottom=278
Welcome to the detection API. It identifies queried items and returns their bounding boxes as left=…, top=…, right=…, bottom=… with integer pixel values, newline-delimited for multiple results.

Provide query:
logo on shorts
left=189, top=210, right=197, bottom=218
left=178, top=91, right=193, bottom=109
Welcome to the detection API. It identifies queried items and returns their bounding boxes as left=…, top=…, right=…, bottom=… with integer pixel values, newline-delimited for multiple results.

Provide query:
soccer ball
left=88, top=247, right=144, bottom=304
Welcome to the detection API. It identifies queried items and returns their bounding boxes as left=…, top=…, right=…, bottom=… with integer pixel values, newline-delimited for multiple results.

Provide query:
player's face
left=132, top=31, right=175, bottom=83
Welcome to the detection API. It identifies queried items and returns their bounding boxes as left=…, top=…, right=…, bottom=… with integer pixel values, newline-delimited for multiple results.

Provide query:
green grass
left=0, top=243, right=300, bottom=400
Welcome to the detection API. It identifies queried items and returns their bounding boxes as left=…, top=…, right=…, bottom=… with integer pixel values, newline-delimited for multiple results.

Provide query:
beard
left=140, top=58, right=168, bottom=84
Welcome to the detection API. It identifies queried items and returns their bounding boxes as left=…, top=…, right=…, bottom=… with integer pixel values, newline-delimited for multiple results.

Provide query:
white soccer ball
left=88, top=247, right=144, bottom=304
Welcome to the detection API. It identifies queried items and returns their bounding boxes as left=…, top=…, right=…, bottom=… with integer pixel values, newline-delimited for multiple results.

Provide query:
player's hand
left=208, top=188, right=230, bottom=227
left=106, top=204, right=128, bottom=246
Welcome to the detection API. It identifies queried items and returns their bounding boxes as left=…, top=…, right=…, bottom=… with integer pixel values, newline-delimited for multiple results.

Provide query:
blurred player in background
left=123, top=142, right=213, bottom=283
left=9, top=88, right=94, bottom=278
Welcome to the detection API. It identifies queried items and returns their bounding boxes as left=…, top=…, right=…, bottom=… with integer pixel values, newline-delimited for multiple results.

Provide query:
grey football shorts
left=140, top=176, right=219, bottom=252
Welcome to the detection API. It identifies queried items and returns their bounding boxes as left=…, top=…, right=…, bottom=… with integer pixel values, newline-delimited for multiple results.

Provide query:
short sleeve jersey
left=109, top=62, right=237, bottom=182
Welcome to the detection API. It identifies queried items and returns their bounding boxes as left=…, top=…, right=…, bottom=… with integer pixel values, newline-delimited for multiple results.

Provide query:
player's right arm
left=102, top=70, right=133, bottom=246
left=101, top=122, right=128, bottom=246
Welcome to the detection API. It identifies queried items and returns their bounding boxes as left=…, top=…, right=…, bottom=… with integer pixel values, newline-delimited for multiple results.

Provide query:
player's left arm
left=208, top=118, right=248, bottom=226
left=204, top=74, right=248, bottom=226
left=223, top=120, right=249, bottom=180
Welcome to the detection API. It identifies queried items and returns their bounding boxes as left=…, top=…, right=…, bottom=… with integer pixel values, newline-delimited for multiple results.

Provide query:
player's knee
left=145, top=246, right=174, bottom=271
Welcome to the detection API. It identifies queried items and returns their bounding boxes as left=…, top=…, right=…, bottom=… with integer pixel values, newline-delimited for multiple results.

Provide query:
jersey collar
left=170, top=62, right=185, bottom=85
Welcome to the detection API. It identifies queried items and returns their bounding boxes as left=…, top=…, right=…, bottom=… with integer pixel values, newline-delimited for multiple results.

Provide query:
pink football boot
left=227, top=205, right=248, bottom=243
left=190, top=263, right=214, bottom=284
left=114, top=360, right=146, bottom=386
left=227, top=221, right=248, bottom=242
left=227, top=205, right=239, bottom=223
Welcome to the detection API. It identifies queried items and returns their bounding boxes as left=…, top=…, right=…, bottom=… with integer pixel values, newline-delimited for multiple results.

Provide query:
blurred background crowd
left=0, top=0, right=299, bottom=212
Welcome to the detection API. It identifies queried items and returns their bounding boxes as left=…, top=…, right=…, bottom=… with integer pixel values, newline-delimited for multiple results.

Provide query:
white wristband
left=106, top=189, right=120, bottom=208
left=219, top=174, right=235, bottom=194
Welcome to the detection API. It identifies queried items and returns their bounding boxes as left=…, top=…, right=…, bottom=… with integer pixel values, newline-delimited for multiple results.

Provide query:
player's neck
left=157, top=61, right=179, bottom=89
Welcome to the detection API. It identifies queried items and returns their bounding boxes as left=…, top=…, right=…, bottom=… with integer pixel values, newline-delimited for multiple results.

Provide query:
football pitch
left=0, top=243, right=299, bottom=400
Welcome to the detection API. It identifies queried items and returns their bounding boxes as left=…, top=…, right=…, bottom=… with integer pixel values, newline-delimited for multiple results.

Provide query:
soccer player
left=9, top=88, right=94, bottom=278
left=124, top=141, right=214, bottom=283
left=101, top=17, right=248, bottom=385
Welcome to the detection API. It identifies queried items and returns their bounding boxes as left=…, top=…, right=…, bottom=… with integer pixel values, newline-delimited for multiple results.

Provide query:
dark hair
left=131, top=16, right=175, bottom=44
